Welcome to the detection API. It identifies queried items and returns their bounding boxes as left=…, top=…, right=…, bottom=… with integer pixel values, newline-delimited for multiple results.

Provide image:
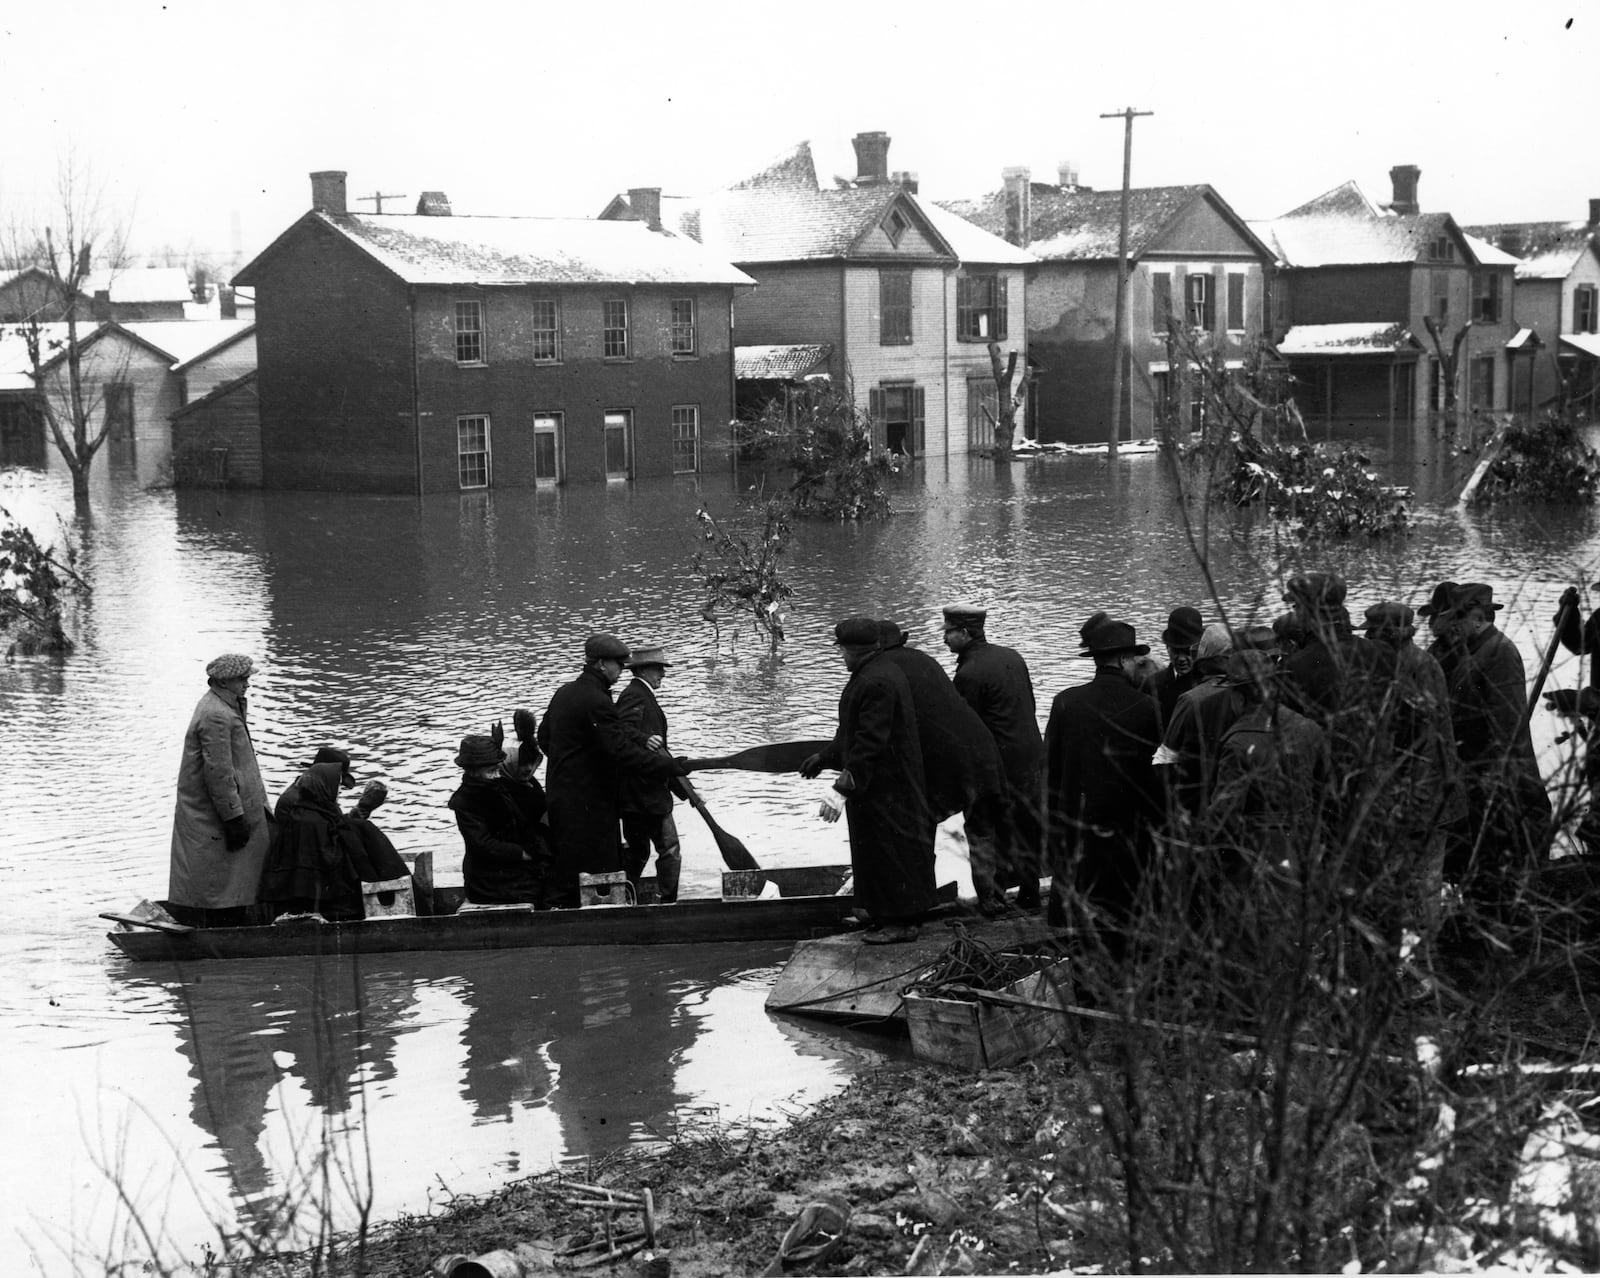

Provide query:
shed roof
left=171, top=369, right=258, bottom=419
left=734, top=343, right=833, bottom=380
left=1564, top=333, right=1600, bottom=361
left=240, top=211, right=755, bottom=288
left=1277, top=322, right=1422, bottom=356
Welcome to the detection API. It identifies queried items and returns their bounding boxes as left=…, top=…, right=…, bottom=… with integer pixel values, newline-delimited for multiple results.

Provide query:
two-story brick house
left=943, top=167, right=1275, bottom=444
left=1463, top=201, right=1600, bottom=417
left=234, top=172, right=754, bottom=493
left=1255, top=168, right=1517, bottom=426
left=603, top=136, right=1032, bottom=458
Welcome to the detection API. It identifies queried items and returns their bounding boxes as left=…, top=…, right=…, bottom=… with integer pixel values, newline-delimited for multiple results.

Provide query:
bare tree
left=4, top=158, right=132, bottom=509
left=1423, top=315, right=1473, bottom=439
left=984, top=340, right=1029, bottom=460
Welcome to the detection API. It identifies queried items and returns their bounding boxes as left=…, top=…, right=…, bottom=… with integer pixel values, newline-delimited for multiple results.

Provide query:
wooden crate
left=903, top=958, right=1071, bottom=1071
left=361, top=877, right=416, bottom=919
left=578, top=871, right=633, bottom=908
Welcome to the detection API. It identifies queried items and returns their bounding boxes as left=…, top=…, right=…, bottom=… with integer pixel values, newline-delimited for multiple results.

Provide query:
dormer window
left=1427, top=237, right=1456, bottom=262
left=884, top=208, right=910, bottom=247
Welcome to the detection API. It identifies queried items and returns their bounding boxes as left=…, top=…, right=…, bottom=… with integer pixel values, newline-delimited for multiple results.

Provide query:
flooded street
left=4, top=427, right=1600, bottom=1270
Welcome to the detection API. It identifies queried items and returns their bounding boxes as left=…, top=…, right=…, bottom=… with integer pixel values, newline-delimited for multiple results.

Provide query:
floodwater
left=4, top=423, right=1599, bottom=1272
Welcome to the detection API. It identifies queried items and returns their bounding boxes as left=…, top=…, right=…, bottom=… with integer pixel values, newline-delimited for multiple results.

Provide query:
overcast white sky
left=1, top=0, right=1594, bottom=268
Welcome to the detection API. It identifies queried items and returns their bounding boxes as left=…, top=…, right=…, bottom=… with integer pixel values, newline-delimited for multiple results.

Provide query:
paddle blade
left=682, top=739, right=835, bottom=774
left=708, top=820, right=759, bottom=872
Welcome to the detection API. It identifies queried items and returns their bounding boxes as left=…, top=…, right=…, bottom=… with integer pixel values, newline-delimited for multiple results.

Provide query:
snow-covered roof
left=1505, top=328, right=1542, bottom=350
left=734, top=344, right=832, bottom=380
left=246, top=212, right=756, bottom=288
left=1257, top=212, right=1461, bottom=268
left=83, top=266, right=193, bottom=304
left=1563, top=333, right=1600, bottom=360
left=915, top=198, right=1033, bottom=266
left=1277, top=323, right=1422, bottom=356
left=1461, top=233, right=1520, bottom=268
left=120, top=320, right=255, bottom=370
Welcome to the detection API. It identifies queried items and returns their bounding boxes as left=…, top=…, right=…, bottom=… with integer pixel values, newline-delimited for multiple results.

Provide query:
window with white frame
left=1574, top=285, right=1598, bottom=334
left=671, top=405, right=700, bottom=473
left=457, top=415, right=491, bottom=488
left=1472, top=273, right=1502, bottom=324
left=1226, top=273, right=1246, bottom=330
left=956, top=273, right=1007, bottom=341
left=603, top=409, right=632, bottom=478
left=670, top=298, right=696, bottom=356
left=531, top=299, right=560, bottom=362
left=455, top=300, right=484, bottom=364
left=603, top=299, right=630, bottom=359
left=533, top=412, right=562, bottom=484
left=1186, top=272, right=1213, bottom=330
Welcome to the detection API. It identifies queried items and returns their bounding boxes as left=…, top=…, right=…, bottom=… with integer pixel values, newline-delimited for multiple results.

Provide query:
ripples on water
left=4, top=428, right=1600, bottom=1268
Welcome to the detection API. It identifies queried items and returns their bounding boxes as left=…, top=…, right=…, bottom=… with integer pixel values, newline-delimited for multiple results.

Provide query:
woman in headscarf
left=259, top=760, right=370, bottom=920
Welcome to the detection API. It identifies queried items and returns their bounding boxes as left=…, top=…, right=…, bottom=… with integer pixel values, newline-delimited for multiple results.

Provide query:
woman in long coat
left=168, top=654, right=271, bottom=919
left=258, top=761, right=371, bottom=920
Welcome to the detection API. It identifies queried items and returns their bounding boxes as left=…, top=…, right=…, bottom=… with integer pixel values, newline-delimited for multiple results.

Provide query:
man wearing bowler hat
left=1043, top=616, right=1164, bottom=948
left=1418, top=581, right=1463, bottom=678
left=616, top=645, right=683, bottom=903
left=809, top=616, right=938, bottom=943
left=1147, top=606, right=1206, bottom=728
left=942, top=603, right=1044, bottom=912
left=538, top=633, right=687, bottom=907
left=1443, top=584, right=1552, bottom=913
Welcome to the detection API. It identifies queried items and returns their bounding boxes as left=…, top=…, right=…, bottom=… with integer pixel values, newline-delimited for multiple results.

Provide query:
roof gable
left=690, top=185, right=957, bottom=264
left=36, top=320, right=180, bottom=373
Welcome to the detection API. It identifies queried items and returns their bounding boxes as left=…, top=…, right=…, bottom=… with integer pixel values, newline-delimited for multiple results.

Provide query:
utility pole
left=1100, top=107, right=1152, bottom=459
left=357, top=191, right=407, bottom=214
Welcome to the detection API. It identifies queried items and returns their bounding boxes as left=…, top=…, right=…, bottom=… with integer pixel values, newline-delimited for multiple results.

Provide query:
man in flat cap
left=1043, top=617, right=1164, bottom=951
left=809, top=616, right=938, bottom=943
left=167, top=653, right=273, bottom=924
left=616, top=645, right=683, bottom=903
left=1442, top=585, right=1552, bottom=914
left=538, top=633, right=687, bottom=907
left=942, top=604, right=1045, bottom=911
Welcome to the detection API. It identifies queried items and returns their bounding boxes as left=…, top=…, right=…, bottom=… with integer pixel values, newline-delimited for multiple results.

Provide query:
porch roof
left=1505, top=328, right=1543, bottom=351
left=1277, top=322, right=1422, bottom=356
left=1563, top=333, right=1600, bottom=360
left=734, top=343, right=832, bottom=380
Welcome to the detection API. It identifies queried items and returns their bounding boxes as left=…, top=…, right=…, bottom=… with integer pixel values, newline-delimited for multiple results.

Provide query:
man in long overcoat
left=812, top=616, right=938, bottom=942
left=538, top=633, right=685, bottom=907
left=168, top=652, right=272, bottom=923
left=941, top=604, right=1045, bottom=911
left=616, top=645, right=683, bottom=903
left=1043, top=617, right=1164, bottom=946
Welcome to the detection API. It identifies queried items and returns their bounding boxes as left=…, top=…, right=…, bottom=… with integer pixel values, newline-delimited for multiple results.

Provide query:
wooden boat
left=104, top=855, right=861, bottom=964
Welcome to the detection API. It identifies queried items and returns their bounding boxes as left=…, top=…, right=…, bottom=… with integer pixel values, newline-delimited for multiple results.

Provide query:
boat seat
left=454, top=900, right=536, bottom=913
left=361, top=877, right=416, bottom=919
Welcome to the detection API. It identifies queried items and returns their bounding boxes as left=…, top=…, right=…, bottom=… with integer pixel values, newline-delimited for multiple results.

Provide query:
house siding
left=734, top=264, right=846, bottom=379
left=171, top=377, right=262, bottom=486
left=845, top=264, right=950, bottom=455
left=184, top=334, right=258, bottom=402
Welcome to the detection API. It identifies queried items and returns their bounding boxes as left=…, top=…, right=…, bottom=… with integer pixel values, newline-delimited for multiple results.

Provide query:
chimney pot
left=1497, top=226, right=1527, bottom=256
left=1589, top=197, right=1600, bottom=230
left=310, top=170, right=348, bottom=216
left=852, top=131, right=891, bottom=185
left=627, top=187, right=663, bottom=232
left=416, top=191, right=452, bottom=216
left=1388, top=164, right=1420, bottom=215
left=92, top=289, right=111, bottom=321
left=219, top=286, right=237, bottom=320
left=1002, top=166, right=1032, bottom=249
left=891, top=170, right=919, bottom=194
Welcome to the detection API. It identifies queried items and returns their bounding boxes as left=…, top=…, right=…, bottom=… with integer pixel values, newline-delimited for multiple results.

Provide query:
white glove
left=818, top=788, right=845, bottom=823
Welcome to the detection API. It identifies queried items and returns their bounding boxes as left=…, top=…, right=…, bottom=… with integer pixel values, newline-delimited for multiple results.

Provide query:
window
left=603, top=410, right=631, bottom=478
left=1472, top=273, right=1502, bottom=324
left=1428, top=237, right=1457, bottom=262
left=1431, top=270, right=1450, bottom=325
left=533, top=412, right=562, bottom=484
left=1186, top=272, right=1213, bottom=330
left=956, top=273, right=1007, bottom=341
left=603, top=299, right=630, bottom=359
left=104, top=381, right=134, bottom=440
left=671, top=405, right=700, bottom=473
left=531, top=299, right=560, bottom=362
left=1575, top=285, right=1599, bottom=334
left=670, top=298, right=696, bottom=356
left=880, top=270, right=912, bottom=345
left=457, top=415, right=490, bottom=488
left=455, top=300, right=484, bottom=364
left=1151, top=272, right=1174, bottom=333
left=869, top=383, right=925, bottom=456
left=1226, top=273, right=1246, bottom=331
left=884, top=208, right=909, bottom=247
left=1470, top=356, right=1496, bottom=411
left=966, top=378, right=1000, bottom=450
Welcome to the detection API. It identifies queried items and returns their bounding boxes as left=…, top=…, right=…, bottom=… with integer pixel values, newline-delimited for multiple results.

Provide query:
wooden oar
left=1522, top=595, right=1577, bottom=737
left=100, top=912, right=193, bottom=934
left=680, top=739, right=835, bottom=774
left=672, top=776, right=760, bottom=872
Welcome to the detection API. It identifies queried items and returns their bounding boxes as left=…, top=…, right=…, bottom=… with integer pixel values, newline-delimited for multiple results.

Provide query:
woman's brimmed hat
left=454, top=734, right=503, bottom=770
left=305, top=746, right=356, bottom=788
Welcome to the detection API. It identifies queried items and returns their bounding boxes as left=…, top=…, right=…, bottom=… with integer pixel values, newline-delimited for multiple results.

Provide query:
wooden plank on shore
left=1457, top=423, right=1510, bottom=506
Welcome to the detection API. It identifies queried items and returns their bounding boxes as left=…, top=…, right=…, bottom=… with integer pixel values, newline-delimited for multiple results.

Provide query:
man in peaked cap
left=1442, top=584, right=1551, bottom=917
left=806, top=616, right=939, bottom=942
left=942, top=603, right=1045, bottom=912
left=537, top=633, right=687, bottom=908
left=168, top=653, right=272, bottom=924
left=616, top=645, right=682, bottom=903
left=1043, top=617, right=1164, bottom=952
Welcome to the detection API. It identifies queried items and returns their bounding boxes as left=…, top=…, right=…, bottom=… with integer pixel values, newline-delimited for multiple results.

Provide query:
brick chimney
left=1058, top=160, right=1080, bottom=192
left=1589, top=197, right=1600, bottom=230
left=92, top=289, right=111, bottom=321
left=310, top=170, right=348, bottom=215
left=1498, top=226, right=1527, bottom=256
left=1389, top=164, right=1420, bottom=215
left=219, top=285, right=236, bottom=320
left=416, top=191, right=452, bottom=216
left=627, top=187, right=662, bottom=231
left=891, top=170, right=919, bottom=194
left=1002, top=166, right=1032, bottom=248
left=852, top=131, right=890, bottom=185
